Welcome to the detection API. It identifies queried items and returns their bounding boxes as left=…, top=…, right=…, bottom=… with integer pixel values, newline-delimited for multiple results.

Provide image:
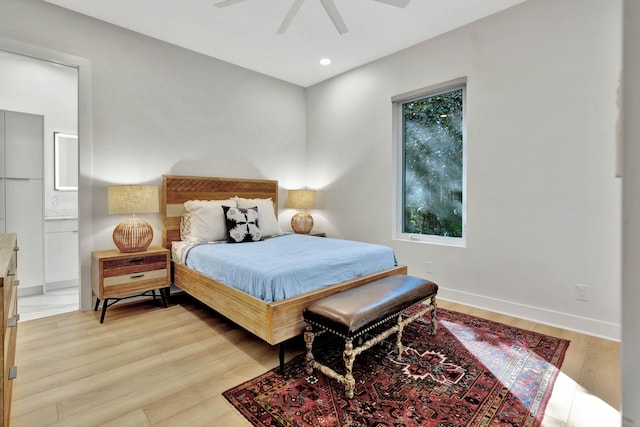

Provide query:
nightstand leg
left=160, top=288, right=168, bottom=308
left=100, top=298, right=109, bottom=323
left=94, top=298, right=101, bottom=311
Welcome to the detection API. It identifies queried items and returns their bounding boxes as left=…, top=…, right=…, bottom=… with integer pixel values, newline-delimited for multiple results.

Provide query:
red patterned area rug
left=223, top=308, right=570, bottom=427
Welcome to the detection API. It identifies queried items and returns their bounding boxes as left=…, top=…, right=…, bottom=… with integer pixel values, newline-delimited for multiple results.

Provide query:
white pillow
left=183, top=199, right=237, bottom=242
left=234, top=197, right=283, bottom=237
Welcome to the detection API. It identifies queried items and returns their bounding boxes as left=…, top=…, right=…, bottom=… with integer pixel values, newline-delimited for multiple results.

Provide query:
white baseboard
left=46, top=279, right=79, bottom=291
left=439, top=287, right=621, bottom=341
left=17, top=285, right=43, bottom=297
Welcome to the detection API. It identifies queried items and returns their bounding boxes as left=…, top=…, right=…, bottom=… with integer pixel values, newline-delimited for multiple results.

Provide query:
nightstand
left=91, top=246, right=170, bottom=323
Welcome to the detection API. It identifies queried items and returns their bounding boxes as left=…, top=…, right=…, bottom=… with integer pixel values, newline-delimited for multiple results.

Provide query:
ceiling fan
left=214, top=0, right=411, bottom=35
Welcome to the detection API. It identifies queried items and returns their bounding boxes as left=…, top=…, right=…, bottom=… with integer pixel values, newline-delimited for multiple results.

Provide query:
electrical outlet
left=575, top=284, right=589, bottom=301
left=424, top=261, right=433, bottom=274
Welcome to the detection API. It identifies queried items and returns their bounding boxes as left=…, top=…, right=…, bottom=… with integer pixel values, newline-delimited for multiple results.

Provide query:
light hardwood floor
left=11, top=294, right=621, bottom=426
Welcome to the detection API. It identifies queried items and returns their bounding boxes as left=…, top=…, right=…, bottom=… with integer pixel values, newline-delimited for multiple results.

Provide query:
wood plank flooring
left=11, top=294, right=621, bottom=426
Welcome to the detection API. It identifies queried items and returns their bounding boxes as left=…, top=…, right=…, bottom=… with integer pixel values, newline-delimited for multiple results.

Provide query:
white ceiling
left=43, top=0, right=527, bottom=87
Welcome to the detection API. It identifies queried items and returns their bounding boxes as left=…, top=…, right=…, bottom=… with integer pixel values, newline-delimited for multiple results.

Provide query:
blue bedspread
left=185, top=234, right=397, bottom=302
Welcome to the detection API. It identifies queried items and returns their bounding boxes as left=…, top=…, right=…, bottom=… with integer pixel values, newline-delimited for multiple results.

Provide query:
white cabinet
left=45, top=219, right=78, bottom=289
left=0, top=110, right=44, bottom=294
left=5, top=177, right=43, bottom=290
left=4, top=111, right=43, bottom=179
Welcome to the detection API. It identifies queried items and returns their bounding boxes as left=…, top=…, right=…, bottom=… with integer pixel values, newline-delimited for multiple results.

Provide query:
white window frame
left=392, top=77, right=467, bottom=247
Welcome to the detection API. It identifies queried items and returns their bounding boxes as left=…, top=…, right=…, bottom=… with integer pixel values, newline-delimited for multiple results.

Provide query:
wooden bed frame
left=161, top=174, right=407, bottom=346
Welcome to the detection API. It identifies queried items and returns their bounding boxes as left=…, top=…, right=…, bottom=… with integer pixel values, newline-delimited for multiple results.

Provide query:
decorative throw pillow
left=180, top=212, right=193, bottom=241
left=223, top=206, right=262, bottom=243
left=183, top=199, right=237, bottom=242
left=234, top=197, right=283, bottom=237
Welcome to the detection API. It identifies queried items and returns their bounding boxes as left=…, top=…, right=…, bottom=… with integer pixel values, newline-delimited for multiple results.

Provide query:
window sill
left=394, top=235, right=466, bottom=248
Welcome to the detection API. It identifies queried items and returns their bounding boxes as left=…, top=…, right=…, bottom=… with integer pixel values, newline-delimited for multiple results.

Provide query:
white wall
left=0, top=50, right=78, bottom=213
left=0, top=0, right=307, bottom=309
left=0, top=0, right=623, bottom=339
left=307, top=0, right=622, bottom=339
left=622, top=0, right=640, bottom=424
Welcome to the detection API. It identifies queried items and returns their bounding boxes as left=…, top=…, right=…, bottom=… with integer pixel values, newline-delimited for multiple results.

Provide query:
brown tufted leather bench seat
left=303, top=275, right=438, bottom=399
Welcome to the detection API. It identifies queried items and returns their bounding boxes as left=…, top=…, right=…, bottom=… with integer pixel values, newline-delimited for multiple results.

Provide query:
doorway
left=0, top=49, right=79, bottom=320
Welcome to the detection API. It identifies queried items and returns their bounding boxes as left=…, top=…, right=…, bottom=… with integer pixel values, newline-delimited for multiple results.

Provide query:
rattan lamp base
left=291, top=212, right=314, bottom=234
left=113, top=217, right=153, bottom=253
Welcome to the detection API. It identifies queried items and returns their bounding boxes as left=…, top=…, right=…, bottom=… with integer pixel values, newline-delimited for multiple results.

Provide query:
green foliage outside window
left=402, top=88, right=464, bottom=238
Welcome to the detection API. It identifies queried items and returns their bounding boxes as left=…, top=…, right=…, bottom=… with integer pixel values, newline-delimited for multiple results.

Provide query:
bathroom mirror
left=54, top=132, right=78, bottom=191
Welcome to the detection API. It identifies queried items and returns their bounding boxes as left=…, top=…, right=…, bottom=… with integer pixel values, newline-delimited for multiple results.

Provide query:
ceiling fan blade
left=319, top=0, right=348, bottom=35
left=214, top=0, right=250, bottom=8
left=371, top=0, right=410, bottom=7
left=277, top=0, right=305, bottom=34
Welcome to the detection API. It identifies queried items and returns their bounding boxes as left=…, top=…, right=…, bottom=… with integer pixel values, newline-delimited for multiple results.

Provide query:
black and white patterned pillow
left=222, top=206, right=262, bottom=243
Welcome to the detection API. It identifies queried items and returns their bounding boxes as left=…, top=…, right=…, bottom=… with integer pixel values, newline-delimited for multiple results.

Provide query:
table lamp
left=287, top=189, right=316, bottom=234
left=108, top=185, right=159, bottom=252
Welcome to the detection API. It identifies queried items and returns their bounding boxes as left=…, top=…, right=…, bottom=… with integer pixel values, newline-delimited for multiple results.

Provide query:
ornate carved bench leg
left=304, top=325, right=315, bottom=375
left=396, top=315, right=405, bottom=361
left=343, top=339, right=356, bottom=399
left=430, top=297, right=438, bottom=336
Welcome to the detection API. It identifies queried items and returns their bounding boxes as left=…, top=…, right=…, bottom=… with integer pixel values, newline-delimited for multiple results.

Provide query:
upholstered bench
left=303, top=275, right=438, bottom=399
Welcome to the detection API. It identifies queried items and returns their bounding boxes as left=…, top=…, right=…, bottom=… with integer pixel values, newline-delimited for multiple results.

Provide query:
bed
left=161, top=174, right=407, bottom=347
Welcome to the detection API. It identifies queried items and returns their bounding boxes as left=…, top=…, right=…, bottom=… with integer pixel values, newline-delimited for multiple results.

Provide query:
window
left=393, top=79, right=466, bottom=246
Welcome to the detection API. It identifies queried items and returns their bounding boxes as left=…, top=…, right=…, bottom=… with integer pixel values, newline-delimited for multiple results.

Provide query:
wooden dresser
left=0, top=233, right=18, bottom=426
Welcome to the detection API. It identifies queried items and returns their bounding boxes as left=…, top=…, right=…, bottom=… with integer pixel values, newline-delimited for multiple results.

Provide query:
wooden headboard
left=161, top=175, right=279, bottom=249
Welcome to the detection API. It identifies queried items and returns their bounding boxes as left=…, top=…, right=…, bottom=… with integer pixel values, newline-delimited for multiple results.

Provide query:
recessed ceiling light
left=319, top=58, right=332, bottom=66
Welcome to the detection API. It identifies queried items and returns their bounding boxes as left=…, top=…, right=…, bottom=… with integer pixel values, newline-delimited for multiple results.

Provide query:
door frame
left=0, top=36, right=94, bottom=311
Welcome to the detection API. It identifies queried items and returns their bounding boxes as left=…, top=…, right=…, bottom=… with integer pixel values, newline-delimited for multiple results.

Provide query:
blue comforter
left=185, top=234, right=397, bottom=302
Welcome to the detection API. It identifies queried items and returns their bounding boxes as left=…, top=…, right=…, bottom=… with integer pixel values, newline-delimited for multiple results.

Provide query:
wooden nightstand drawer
left=104, top=268, right=168, bottom=287
left=103, top=254, right=167, bottom=277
